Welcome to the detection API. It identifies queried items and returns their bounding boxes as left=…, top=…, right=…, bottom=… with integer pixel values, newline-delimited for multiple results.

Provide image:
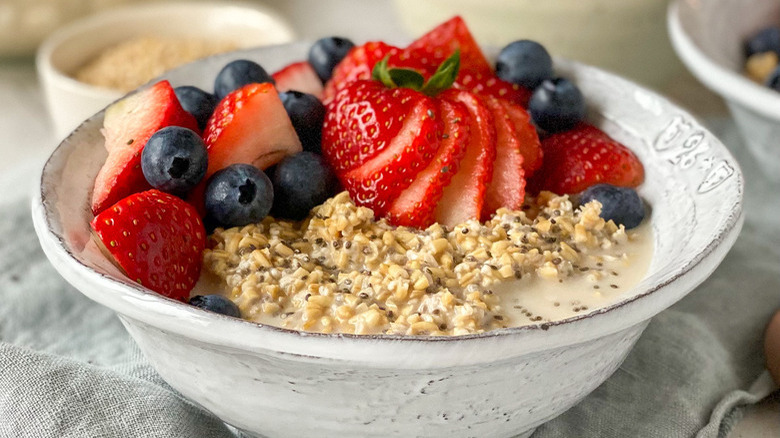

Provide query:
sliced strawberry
left=501, top=99, right=543, bottom=175
left=480, top=96, right=527, bottom=219
left=272, top=61, right=324, bottom=99
left=455, top=72, right=532, bottom=108
left=434, top=90, right=496, bottom=227
left=405, top=16, right=492, bottom=79
left=337, top=93, right=440, bottom=216
left=203, top=82, right=302, bottom=178
left=90, top=189, right=206, bottom=301
left=322, top=81, right=426, bottom=174
left=323, top=41, right=401, bottom=102
left=92, top=80, right=199, bottom=215
left=387, top=99, right=470, bottom=227
left=531, top=123, right=645, bottom=195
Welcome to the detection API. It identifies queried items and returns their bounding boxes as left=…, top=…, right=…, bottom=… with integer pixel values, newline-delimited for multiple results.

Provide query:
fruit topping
left=213, top=59, right=274, bottom=100
left=270, top=151, right=339, bottom=221
left=205, top=163, right=274, bottom=228
left=405, top=16, right=492, bottom=78
left=92, top=80, right=199, bottom=215
left=189, top=294, right=241, bottom=317
left=322, top=41, right=401, bottom=102
left=579, top=184, right=645, bottom=229
left=90, top=189, right=205, bottom=301
left=500, top=99, right=543, bottom=175
left=454, top=71, right=532, bottom=108
left=433, top=89, right=496, bottom=227
left=141, top=126, right=208, bottom=197
left=528, top=77, right=586, bottom=133
left=279, top=90, right=326, bottom=154
left=174, top=85, right=218, bottom=131
left=333, top=84, right=440, bottom=216
left=203, top=82, right=302, bottom=178
left=272, top=61, right=325, bottom=99
left=386, top=99, right=469, bottom=228
left=308, top=36, right=356, bottom=83
left=531, top=123, right=644, bottom=195
left=480, top=96, right=526, bottom=218
left=495, top=40, right=554, bottom=89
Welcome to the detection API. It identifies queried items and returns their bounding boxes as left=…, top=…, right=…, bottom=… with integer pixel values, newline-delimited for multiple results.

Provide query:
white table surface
left=1, top=0, right=777, bottom=435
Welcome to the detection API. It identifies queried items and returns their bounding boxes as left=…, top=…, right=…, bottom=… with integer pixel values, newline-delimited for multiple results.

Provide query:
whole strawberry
left=531, top=123, right=644, bottom=195
left=90, top=189, right=206, bottom=301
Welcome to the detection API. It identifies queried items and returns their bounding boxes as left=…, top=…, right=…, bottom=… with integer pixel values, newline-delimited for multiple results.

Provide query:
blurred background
left=1, top=1, right=773, bottom=436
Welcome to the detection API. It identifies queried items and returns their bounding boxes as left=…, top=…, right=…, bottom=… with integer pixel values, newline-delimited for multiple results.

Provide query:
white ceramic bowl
left=32, top=42, right=744, bottom=438
left=36, top=1, right=295, bottom=140
left=668, top=0, right=780, bottom=180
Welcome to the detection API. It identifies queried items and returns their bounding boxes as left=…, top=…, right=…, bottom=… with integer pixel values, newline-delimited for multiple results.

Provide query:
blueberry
left=214, top=59, right=273, bottom=100
left=745, top=26, right=780, bottom=57
left=279, top=91, right=326, bottom=154
left=174, top=86, right=218, bottom=131
left=580, top=184, right=645, bottom=229
left=308, top=37, right=355, bottom=83
left=205, top=163, right=274, bottom=228
left=528, top=78, right=585, bottom=133
left=495, top=40, right=554, bottom=89
left=766, top=65, right=780, bottom=91
left=271, top=152, right=338, bottom=221
left=189, top=295, right=241, bottom=318
left=141, top=126, right=208, bottom=197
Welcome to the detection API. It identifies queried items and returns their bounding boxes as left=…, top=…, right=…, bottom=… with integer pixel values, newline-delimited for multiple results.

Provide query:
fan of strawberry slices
left=320, top=18, right=542, bottom=228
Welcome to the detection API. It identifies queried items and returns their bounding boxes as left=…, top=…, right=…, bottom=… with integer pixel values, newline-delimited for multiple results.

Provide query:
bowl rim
left=31, top=43, right=745, bottom=361
left=35, top=0, right=295, bottom=100
left=667, top=0, right=780, bottom=119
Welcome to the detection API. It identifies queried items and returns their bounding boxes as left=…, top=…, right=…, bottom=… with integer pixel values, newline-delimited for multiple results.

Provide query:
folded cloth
left=1, top=119, right=778, bottom=438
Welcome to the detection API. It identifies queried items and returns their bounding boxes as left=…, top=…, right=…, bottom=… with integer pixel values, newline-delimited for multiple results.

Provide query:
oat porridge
left=199, top=191, right=652, bottom=335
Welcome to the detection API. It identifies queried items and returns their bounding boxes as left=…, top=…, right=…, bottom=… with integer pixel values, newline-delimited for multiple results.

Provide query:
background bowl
left=668, top=0, right=780, bottom=180
left=32, top=42, right=743, bottom=438
left=36, top=1, right=294, bottom=140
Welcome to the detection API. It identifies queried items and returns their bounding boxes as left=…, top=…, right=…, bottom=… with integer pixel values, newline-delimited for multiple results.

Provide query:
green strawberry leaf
left=421, top=49, right=460, bottom=96
left=371, top=50, right=461, bottom=96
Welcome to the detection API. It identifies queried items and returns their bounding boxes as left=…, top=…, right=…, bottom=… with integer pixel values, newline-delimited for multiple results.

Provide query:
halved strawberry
left=90, top=189, right=206, bottom=301
left=387, top=99, right=470, bottom=227
left=91, top=80, right=199, bottom=215
left=203, top=82, right=302, bottom=178
left=434, top=90, right=496, bottom=227
left=272, top=61, right=324, bottom=99
left=405, top=16, right=492, bottom=78
left=480, top=96, right=527, bottom=219
left=455, top=72, right=533, bottom=108
left=501, top=100, right=543, bottom=175
left=333, top=85, right=441, bottom=216
left=530, top=123, right=645, bottom=195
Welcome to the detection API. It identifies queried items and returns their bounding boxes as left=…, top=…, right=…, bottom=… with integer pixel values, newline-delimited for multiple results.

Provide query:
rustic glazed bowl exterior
left=32, top=43, right=744, bottom=438
left=668, top=0, right=780, bottom=180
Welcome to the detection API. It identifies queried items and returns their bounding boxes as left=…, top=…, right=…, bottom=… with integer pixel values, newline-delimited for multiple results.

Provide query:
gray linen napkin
left=1, top=119, right=778, bottom=437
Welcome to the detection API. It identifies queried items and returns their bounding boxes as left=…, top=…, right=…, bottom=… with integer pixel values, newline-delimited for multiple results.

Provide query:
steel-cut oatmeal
left=201, top=191, right=652, bottom=335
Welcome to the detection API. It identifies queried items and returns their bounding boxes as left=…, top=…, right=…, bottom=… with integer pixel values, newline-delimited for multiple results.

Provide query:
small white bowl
left=668, top=0, right=780, bottom=180
left=36, top=1, right=295, bottom=140
left=32, top=43, right=743, bottom=438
